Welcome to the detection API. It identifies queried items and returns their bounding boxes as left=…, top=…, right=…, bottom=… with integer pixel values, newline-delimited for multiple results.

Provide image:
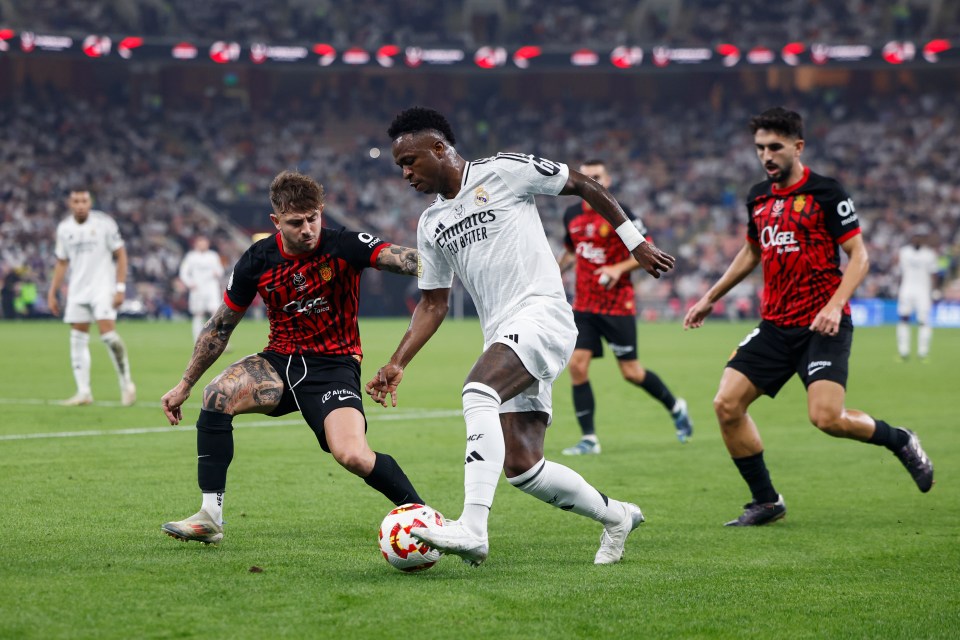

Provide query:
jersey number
left=738, top=327, right=760, bottom=347
left=498, top=152, right=561, bottom=177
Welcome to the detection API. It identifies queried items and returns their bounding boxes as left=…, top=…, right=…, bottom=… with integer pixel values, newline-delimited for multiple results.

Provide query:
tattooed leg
left=203, top=355, right=284, bottom=415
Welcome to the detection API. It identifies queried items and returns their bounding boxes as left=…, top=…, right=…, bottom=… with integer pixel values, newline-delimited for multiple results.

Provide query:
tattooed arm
left=161, top=303, right=246, bottom=424
left=375, top=245, right=419, bottom=276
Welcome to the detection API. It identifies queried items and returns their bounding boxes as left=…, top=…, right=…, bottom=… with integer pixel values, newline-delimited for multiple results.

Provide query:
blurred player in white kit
left=178, top=236, right=225, bottom=343
left=896, top=230, right=940, bottom=361
left=47, top=188, right=136, bottom=406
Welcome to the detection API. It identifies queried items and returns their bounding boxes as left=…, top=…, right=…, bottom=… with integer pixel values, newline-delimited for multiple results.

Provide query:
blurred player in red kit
left=558, top=159, right=691, bottom=455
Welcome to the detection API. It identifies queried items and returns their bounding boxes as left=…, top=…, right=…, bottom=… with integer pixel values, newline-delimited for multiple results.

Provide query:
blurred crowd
left=2, top=0, right=957, bottom=47
left=1, top=78, right=959, bottom=321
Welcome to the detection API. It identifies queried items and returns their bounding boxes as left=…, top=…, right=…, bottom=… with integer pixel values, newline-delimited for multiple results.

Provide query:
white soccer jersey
left=417, top=152, right=570, bottom=340
left=898, top=244, right=938, bottom=298
left=179, top=249, right=225, bottom=310
left=54, top=210, right=124, bottom=303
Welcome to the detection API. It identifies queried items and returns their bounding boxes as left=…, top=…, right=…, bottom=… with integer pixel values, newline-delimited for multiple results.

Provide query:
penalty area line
left=0, top=408, right=463, bottom=442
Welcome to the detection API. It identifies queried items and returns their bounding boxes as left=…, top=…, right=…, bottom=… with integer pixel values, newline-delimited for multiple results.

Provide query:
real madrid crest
left=474, top=186, right=489, bottom=206
left=793, top=195, right=806, bottom=212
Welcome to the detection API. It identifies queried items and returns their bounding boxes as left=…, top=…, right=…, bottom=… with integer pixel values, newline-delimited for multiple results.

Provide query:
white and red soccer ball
left=378, top=503, right=444, bottom=572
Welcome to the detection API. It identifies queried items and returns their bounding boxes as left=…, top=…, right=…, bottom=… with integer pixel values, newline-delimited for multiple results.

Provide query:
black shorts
left=258, top=351, right=365, bottom=452
left=725, top=316, right=853, bottom=398
left=573, top=311, right=637, bottom=360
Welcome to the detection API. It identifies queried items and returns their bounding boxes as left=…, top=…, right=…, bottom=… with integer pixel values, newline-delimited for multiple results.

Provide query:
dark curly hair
left=387, top=107, right=457, bottom=145
left=270, top=170, right=324, bottom=215
left=749, top=107, right=803, bottom=140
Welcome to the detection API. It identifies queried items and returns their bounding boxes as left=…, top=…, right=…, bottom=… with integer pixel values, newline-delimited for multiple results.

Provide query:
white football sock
left=192, top=315, right=204, bottom=344
left=459, top=382, right=504, bottom=536
left=896, top=321, right=910, bottom=357
left=201, top=492, right=224, bottom=524
left=69, top=329, right=91, bottom=395
left=100, top=331, right=133, bottom=387
left=918, top=324, right=932, bottom=358
left=507, top=458, right=624, bottom=526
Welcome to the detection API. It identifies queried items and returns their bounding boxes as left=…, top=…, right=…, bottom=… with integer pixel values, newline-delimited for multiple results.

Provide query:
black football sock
left=364, top=452, right=423, bottom=506
left=572, top=382, right=596, bottom=437
left=196, top=409, right=234, bottom=492
left=635, top=370, right=677, bottom=413
left=732, top=451, right=779, bottom=504
left=868, top=419, right=909, bottom=451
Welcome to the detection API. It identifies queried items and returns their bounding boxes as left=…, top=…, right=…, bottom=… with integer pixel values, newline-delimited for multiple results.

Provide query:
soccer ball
left=378, top=503, right=444, bottom=572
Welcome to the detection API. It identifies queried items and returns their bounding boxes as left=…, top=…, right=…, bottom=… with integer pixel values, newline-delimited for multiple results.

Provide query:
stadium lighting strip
left=0, top=29, right=954, bottom=69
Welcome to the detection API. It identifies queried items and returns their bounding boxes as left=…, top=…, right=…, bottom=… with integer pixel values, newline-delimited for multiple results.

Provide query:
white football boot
left=161, top=510, right=224, bottom=544
left=594, top=501, right=645, bottom=565
left=411, top=519, right=488, bottom=566
left=59, top=392, right=93, bottom=406
left=121, top=382, right=137, bottom=407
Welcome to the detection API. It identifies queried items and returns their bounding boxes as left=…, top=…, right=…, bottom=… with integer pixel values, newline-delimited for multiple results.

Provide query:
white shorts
left=485, top=300, right=577, bottom=420
left=188, top=290, right=222, bottom=316
left=897, top=292, right=932, bottom=323
left=63, top=293, right=117, bottom=323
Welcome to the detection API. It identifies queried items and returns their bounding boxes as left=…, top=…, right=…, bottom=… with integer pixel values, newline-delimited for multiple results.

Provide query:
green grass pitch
left=0, top=318, right=957, bottom=639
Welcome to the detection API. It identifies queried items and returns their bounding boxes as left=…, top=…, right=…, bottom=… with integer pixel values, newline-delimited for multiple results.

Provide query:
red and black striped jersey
left=745, top=167, right=861, bottom=327
left=562, top=202, right=646, bottom=316
left=224, top=228, right=388, bottom=357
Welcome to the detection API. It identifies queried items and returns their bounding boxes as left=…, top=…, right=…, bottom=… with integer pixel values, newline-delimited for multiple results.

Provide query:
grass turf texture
left=0, top=319, right=957, bottom=639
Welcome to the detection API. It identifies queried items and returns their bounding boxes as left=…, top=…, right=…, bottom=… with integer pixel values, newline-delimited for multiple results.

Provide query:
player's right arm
left=560, top=169, right=674, bottom=278
left=47, top=259, right=69, bottom=316
left=161, top=302, right=246, bottom=424
left=365, top=288, right=450, bottom=408
left=683, top=242, right=761, bottom=330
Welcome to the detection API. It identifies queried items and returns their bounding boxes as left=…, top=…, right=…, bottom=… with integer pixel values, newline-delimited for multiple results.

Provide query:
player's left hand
left=161, top=381, right=191, bottom=425
left=631, top=242, right=675, bottom=279
left=112, top=292, right=124, bottom=309
left=365, top=363, right=405, bottom=408
left=593, top=266, right=621, bottom=290
left=809, top=305, right=842, bottom=336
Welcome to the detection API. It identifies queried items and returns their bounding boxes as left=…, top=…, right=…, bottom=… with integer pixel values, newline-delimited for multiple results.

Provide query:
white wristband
left=116, top=283, right=127, bottom=293
left=615, top=220, right=646, bottom=251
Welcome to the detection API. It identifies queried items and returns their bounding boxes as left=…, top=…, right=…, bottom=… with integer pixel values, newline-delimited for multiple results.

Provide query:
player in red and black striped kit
left=559, top=160, right=692, bottom=456
left=160, top=171, right=424, bottom=543
left=684, top=108, right=934, bottom=526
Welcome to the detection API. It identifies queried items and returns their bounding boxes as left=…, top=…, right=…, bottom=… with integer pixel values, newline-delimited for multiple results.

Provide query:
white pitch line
left=0, top=408, right=463, bottom=442
left=0, top=397, right=128, bottom=407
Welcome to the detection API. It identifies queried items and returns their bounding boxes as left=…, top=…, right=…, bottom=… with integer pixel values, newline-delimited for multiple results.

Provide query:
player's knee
left=568, top=358, right=589, bottom=381
left=713, top=394, right=743, bottom=427
left=462, top=382, right=501, bottom=414
left=201, top=382, right=233, bottom=414
left=622, top=366, right=646, bottom=385
left=809, top=407, right=844, bottom=435
left=333, top=448, right=371, bottom=476
left=504, top=452, right=540, bottom=479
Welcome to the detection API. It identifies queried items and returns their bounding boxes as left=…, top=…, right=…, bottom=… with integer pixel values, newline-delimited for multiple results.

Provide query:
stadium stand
left=2, top=0, right=958, bottom=46
left=1, top=75, right=958, bottom=320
